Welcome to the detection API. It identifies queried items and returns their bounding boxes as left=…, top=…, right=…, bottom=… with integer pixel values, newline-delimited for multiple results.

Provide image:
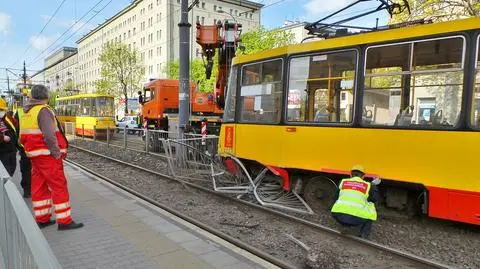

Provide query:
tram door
left=282, top=51, right=357, bottom=169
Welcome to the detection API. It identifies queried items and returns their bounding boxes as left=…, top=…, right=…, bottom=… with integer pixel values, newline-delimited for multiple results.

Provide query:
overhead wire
left=9, top=0, right=68, bottom=68
left=27, top=0, right=109, bottom=67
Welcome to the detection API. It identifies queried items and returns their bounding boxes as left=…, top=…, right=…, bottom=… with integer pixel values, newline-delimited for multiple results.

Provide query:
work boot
left=37, top=220, right=56, bottom=229
left=58, top=221, right=84, bottom=231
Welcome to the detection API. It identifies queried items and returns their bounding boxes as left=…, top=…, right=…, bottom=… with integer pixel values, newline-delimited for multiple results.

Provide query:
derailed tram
left=218, top=17, right=480, bottom=225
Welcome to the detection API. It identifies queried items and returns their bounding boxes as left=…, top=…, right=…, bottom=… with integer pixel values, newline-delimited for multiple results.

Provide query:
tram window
left=364, top=36, right=464, bottom=128
left=287, top=50, right=357, bottom=123
left=224, top=66, right=238, bottom=122
left=96, top=97, right=114, bottom=117
left=471, top=36, right=480, bottom=128
left=239, top=59, right=283, bottom=123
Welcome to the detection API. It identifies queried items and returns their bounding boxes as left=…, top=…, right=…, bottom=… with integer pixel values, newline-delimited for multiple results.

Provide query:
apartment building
left=31, top=47, right=78, bottom=93
left=76, top=0, right=263, bottom=93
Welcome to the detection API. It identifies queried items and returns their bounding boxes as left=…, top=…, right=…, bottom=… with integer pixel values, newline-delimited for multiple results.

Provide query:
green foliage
left=96, top=42, right=144, bottom=113
left=164, top=26, right=294, bottom=92
left=237, top=26, right=295, bottom=55
left=391, top=0, right=480, bottom=23
left=164, top=58, right=217, bottom=92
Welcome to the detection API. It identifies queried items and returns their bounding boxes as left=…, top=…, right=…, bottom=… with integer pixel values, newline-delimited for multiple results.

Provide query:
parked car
left=116, top=116, right=139, bottom=133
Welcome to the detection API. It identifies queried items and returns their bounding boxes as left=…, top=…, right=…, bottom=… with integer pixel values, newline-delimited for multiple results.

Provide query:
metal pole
left=107, top=126, right=110, bottom=148
left=178, top=0, right=191, bottom=140
left=23, top=61, right=27, bottom=86
left=82, top=124, right=85, bottom=140
left=145, top=129, right=149, bottom=153
left=5, top=69, right=10, bottom=94
left=93, top=125, right=96, bottom=142
left=123, top=126, right=127, bottom=149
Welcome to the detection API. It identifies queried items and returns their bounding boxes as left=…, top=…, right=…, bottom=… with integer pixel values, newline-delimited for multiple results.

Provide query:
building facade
left=278, top=20, right=309, bottom=43
left=31, top=47, right=78, bottom=93
left=76, top=0, right=262, bottom=93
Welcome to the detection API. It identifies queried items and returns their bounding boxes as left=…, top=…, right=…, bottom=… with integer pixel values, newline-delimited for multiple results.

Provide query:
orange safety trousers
left=31, top=155, right=72, bottom=225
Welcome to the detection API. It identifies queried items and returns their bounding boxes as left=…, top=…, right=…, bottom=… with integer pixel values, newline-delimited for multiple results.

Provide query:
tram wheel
left=303, top=175, right=338, bottom=213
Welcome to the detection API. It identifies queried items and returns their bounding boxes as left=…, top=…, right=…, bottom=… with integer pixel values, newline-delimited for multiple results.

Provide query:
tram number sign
left=225, top=126, right=234, bottom=148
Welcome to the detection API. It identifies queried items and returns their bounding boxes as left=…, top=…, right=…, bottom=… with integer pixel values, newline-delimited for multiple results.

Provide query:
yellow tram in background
left=219, top=17, right=480, bottom=225
left=56, top=94, right=116, bottom=137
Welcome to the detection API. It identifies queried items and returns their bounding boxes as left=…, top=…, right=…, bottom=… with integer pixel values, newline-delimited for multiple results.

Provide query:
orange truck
left=139, top=21, right=241, bottom=135
left=140, top=79, right=222, bottom=134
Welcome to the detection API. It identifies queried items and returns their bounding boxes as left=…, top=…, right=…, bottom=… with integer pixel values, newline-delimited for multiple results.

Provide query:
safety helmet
left=0, top=98, right=6, bottom=111
left=351, top=165, right=364, bottom=174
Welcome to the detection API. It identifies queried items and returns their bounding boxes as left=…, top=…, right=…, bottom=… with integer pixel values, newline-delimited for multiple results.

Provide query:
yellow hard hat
left=351, top=165, right=364, bottom=173
left=0, top=98, right=6, bottom=111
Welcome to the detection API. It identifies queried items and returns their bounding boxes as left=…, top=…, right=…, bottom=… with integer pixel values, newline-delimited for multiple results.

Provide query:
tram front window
left=239, top=59, right=283, bottom=123
left=96, top=97, right=114, bottom=117
left=287, top=50, right=356, bottom=123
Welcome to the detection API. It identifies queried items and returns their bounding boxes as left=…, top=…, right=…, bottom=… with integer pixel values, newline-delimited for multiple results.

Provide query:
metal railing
left=64, top=123, right=219, bottom=157
left=0, top=164, right=62, bottom=269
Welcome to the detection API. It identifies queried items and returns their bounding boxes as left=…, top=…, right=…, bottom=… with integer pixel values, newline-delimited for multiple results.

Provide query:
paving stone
left=152, top=250, right=213, bottom=269
left=152, top=221, right=182, bottom=233
left=181, top=239, right=219, bottom=255
left=165, top=230, right=200, bottom=244
left=6, top=162, right=269, bottom=269
left=200, top=250, right=241, bottom=269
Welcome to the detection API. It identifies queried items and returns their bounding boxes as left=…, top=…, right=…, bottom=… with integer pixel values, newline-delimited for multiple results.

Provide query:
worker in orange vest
left=19, top=85, right=83, bottom=230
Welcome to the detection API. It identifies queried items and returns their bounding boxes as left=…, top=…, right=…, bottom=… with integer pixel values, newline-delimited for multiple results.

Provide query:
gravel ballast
left=69, top=140, right=479, bottom=269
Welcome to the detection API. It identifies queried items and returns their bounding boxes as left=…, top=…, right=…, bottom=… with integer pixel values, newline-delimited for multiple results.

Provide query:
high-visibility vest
left=19, top=104, right=68, bottom=158
left=4, top=115, right=16, bottom=133
left=331, top=176, right=377, bottom=221
left=15, top=108, right=23, bottom=148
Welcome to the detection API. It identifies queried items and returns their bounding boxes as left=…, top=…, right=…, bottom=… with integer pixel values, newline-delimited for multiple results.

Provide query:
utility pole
left=23, top=61, right=27, bottom=86
left=178, top=0, right=191, bottom=139
left=6, top=68, right=10, bottom=94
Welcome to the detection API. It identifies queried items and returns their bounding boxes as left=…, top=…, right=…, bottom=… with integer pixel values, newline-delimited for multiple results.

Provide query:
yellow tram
left=219, top=17, right=480, bottom=225
left=56, top=94, right=116, bottom=137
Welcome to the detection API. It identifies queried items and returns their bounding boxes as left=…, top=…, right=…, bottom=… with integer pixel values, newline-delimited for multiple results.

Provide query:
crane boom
left=196, top=21, right=242, bottom=110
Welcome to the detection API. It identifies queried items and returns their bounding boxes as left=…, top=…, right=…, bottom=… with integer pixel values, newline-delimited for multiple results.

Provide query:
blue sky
left=0, top=0, right=389, bottom=90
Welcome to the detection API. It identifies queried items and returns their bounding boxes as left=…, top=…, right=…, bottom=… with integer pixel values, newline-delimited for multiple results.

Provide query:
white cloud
left=303, top=0, right=352, bottom=19
left=0, top=12, right=11, bottom=35
left=29, top=35, right=59, bottom=51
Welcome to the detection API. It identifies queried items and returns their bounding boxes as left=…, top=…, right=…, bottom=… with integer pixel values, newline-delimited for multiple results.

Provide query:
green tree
left=96, top=42, right=144, bottom=114
left=237, top=26, right=295, bottom=55
left=164, top=58, right=217, bottom=92
left=164, top=26, right=294, bottom=92
left=391, top=0, right=480, bottom=23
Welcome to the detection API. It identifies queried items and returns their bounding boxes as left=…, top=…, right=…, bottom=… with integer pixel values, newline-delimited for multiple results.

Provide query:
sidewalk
left=10, top=162, right=274, bottom=269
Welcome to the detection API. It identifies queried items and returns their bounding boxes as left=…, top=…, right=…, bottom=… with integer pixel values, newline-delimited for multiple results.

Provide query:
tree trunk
left=123, top=86, right=129, bottom=115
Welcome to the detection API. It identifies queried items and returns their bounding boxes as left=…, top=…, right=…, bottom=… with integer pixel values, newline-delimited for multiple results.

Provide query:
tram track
left=68, top=144, right=454, bottom=269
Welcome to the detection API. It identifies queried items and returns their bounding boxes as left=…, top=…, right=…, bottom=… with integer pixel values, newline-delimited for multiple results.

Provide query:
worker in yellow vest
left=14, top=107, right=32, bottom=198
left=0, top=98, right=18, bottom=177
left=331, top=165, right=380, bottom=238
left=19, top=85, right=83, bottom=230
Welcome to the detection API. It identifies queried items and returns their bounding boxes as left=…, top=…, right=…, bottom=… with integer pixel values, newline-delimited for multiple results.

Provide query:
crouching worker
left=331, top=165, right=380, bottom=238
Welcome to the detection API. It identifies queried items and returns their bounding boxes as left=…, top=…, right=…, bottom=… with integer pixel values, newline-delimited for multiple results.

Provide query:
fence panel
left=0, top=164, right=62, bottom=269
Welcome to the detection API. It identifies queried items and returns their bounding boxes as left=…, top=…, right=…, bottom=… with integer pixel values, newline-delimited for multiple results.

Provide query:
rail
left=68, top=146, right=453, bottom=269
left=0, top=164, right=62, bottom=269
